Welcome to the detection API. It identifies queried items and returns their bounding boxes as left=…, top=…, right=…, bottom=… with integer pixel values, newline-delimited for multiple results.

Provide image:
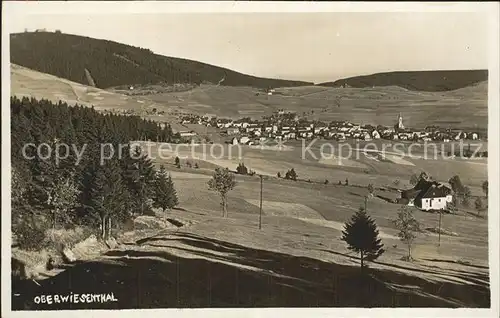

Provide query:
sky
left=8, top=12, right=490, bottom=83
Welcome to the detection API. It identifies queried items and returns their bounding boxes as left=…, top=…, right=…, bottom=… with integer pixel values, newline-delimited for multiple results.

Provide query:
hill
left=318, top=70, right=488, bottom=92
left=10, top=31, right=313, bottom=89
left=11, top=64, right=488, bottom=130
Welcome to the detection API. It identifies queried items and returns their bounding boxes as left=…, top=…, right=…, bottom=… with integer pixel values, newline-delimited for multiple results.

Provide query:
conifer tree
left=122, top=146, right=156, bottom=215
left=88, top=160, right=128, bottom=239
left=341, top=207, right=385, bottom=270
left=152, top=165, right=178, bottom=212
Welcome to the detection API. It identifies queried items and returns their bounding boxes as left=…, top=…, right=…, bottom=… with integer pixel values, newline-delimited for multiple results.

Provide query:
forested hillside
left=318, top=70, right=488, bottom=92
left=10, top=32, right=313, bottom=89
left=11, top=96, right=179, bottom=249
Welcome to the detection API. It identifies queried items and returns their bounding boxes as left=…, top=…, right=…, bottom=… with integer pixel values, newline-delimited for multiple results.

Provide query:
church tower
left=395, top=113, right=405, bottom=131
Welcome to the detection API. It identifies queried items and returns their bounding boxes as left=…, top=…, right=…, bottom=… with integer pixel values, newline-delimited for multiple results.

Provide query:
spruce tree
left=166, top=174, right=179, bottom=208
left=88, top=160, right=128, bottom=239
left=341, top=207, right=385, bottom=270
left=122, top=146, right=156, bottom=215
left=152, top=165, right=178, bottom=212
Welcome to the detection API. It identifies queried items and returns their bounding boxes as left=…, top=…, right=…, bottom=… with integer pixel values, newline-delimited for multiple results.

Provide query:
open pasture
left=139, top=82, right=487, bottom=130
left=167, top=170, right=489, bottom=265
left=141, top=139, right=487, bottom=193
left=10, top=64, right=181, bottom=120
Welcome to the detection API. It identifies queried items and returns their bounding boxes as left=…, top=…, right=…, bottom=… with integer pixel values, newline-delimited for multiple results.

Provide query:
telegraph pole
left=364, top=195, right=367, bottom=213
left=438, top=211, right=442, bottom=246
left=259, top=175, right=263, bottom=229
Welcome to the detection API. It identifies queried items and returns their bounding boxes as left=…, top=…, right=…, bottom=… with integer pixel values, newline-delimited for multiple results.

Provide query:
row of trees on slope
left=11, top=97, right=179, bottom=249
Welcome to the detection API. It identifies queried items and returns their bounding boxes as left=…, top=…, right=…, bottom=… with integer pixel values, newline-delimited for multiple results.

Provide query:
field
left=143, top=82, right=487, bottom=130
left=139, top=139, right=487, bottom=195
left=14, top=167, right=490, bottom=309
left=11, top=64, right=488, bottom=131
left=10, top=64, right=181, bottom=121
left=10, top=65, right=490, bottom=308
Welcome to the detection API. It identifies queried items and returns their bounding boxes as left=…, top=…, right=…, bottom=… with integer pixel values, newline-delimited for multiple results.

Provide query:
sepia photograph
left=2, top=2, right=499, bottom=317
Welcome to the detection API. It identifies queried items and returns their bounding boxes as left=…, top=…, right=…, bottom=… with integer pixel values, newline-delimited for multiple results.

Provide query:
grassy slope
left=12, top=173, right=490, bottom=309
left=318, top=70, right=488, bottom=92
left=11, top=64, right=488, bottom=130
left=142, top=83, right=488, bottom=129
left=10, top=31, right=312, bottom=89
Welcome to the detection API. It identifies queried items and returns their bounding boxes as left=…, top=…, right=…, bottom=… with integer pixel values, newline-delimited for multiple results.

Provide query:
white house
left=372, top=130, right=381, bottom=139
left=179, top=130, right=196, bottom=137
left=401, top=179, right=453, bottom=211
left=240, top=136, right=250, bottom=144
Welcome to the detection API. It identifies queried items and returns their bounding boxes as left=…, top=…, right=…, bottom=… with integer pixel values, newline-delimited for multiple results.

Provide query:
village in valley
left=176, top=108, right=485, bottom=146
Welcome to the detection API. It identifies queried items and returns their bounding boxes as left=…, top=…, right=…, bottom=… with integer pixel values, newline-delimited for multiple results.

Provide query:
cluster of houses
left=177, top=111, right=483, bottom=145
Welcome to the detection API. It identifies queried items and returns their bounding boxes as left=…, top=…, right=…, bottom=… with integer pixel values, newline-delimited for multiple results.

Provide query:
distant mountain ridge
left=10, top=31, right=313, bottom=89
left=318, top=70, right=488, bottom=92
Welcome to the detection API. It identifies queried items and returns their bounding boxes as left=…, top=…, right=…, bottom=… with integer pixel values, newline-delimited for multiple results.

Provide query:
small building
left=240, top=136, right=250, bottom=144
left=401, top=179, right=453, bottom=211
left=231, top=137, right=239, bottom=145
left=227, top=127, right=240, bottom=135
left=179, top=130, right=196, bottom=137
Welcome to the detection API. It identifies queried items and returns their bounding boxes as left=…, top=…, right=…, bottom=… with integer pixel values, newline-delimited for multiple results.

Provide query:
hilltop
left=318, top=70, right=488, bottom=92
left=10, top=31, right=313, bottom=89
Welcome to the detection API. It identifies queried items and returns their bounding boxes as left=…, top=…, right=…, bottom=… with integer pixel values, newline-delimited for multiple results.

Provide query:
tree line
left=11, top=96, right=179, bottom=249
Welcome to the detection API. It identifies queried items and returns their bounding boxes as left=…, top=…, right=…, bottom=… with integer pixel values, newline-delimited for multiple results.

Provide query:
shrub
left=285, top=168, right=297, bottom=181
left=236, top=163, right=249, bottom=175
left=14, top=215, right=50, bottom=251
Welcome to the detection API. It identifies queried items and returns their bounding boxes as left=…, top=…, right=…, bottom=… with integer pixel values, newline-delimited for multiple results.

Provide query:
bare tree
left=392, top=206, right=421, bottom=261
left=367, top=184, right=375, bottom=198
left=208, top=168, right=237, bottom=217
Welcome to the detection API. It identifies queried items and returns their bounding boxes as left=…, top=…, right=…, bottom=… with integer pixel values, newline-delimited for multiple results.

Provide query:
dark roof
left=401, top=179, right=451, bottom=200
left=420, top=184, right=452, bottom=199
left=401, top=188, right=421, bottom=200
